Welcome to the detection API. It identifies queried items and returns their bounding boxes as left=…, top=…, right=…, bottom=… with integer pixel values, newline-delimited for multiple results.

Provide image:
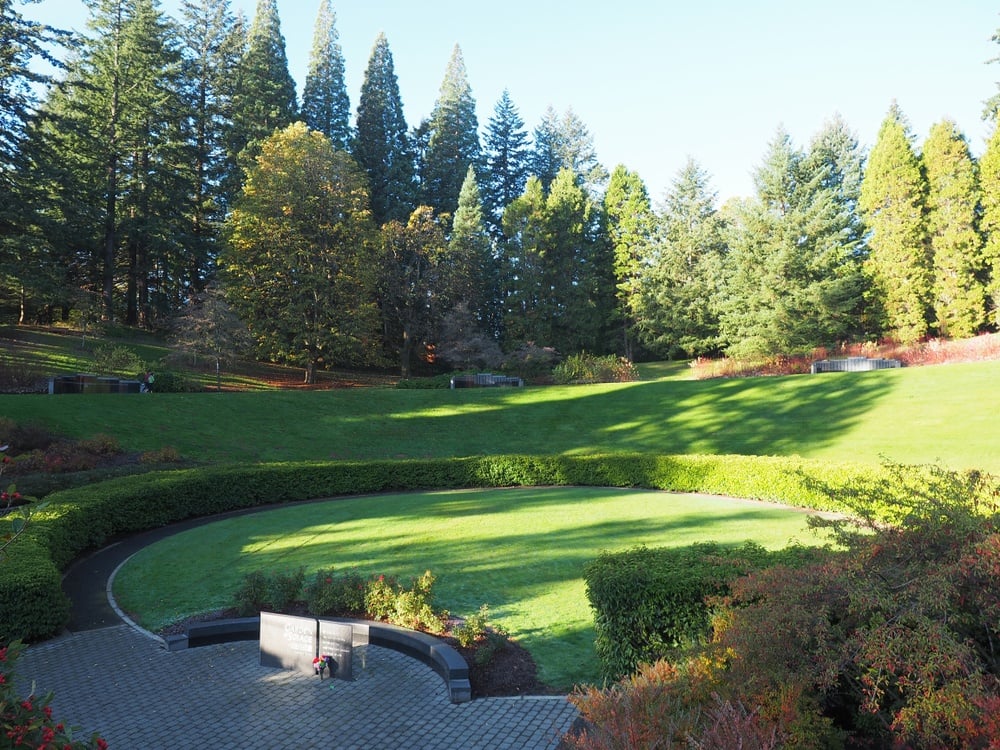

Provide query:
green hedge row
left=3, top=453, right=878, bottom=643
left=584, top=542, right=829, bottom=683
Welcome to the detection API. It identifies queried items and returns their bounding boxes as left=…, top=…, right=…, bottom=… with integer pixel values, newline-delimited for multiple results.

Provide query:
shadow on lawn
left=374, top=369, right=896, bottom=460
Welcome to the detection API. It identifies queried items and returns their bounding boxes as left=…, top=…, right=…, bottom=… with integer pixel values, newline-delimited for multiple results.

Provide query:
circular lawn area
left=113, top=486, right=830, bottom=689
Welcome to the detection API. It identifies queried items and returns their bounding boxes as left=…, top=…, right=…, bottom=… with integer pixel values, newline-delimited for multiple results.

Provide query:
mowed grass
left=2, top=359, right=999, bottom=472
left=113, top=486, right=830, bottom=689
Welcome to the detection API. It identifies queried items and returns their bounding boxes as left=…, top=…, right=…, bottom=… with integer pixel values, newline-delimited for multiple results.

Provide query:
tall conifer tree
left=419, top=44, right=481, bottom=218
left=979, top=122, right=1000, bottom=328
left=636, top=159, right=725, bottom=358
left=353, top=33, right=414, bottom=225
left=301, top=0, right=350, bottom=150
left=858, top=103, right=931, bottom=343
left=602, top=165, right=655, bottom=359
left=922, top=119, right=985, bottom=338
left=178, top=0, right=243, bottom=291
left=229, top=0, right=296, bottom=181
left=482, top=89, right=530, bottom=239
left=444, top=165, right=497, bottom=336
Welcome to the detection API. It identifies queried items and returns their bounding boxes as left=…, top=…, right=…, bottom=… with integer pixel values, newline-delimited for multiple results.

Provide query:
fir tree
left=177, top=0, right=244, bottom=291
left=530, top=106, right=606, bottom=193
left=636, top=159, right=726, bottom=358
left=922, top=119, right=985, bottom=338
left=229, top=0, right=297, bottom=180
left=482, top=89, right=530, bottom=239
left=444, top=166, right=499, bottom=338
left=602, top=165, right=655, bottom=359
left=352, top=32, right=414, bottom=225
left=419, top=44, right=481, bottom=218
left=858, top=103, right=931, bottom=344
left=300, top=0, right=350, bottom=150
left=979, top=121, right=1000, bottom=327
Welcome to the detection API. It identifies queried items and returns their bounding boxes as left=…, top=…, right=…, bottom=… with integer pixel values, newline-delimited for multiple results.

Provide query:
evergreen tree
left=502, top=168, right=604, bottom=353
left=602, top=164, right=655, bottom=359
left=922, top=119, right=985, bottom=338
left=229, top=0, right=297, bottom=181
left=419, top=44, right=481, bottom=218
left=530, top=106, right=607, bottom=193
left=636, top=159, right=726, bottom=358
left=300, top=0, right=350, bottom=150
left=482, top=89, right=530, bottom=239
left=221, top=123, right=380, bottom=382
left=31, top=0, right=188, bottom=324
left=719, top=126, right=866, bottom=357
left=352, top=32, right=414, bottom=225
left=443, top=165, right=499, bottom=338
left=0, top=0, right=68, bottom=322
left=979, top=121, right=1000, bottom=328
left=529, top=106, right=561, bottom=192
left=177, top=0, right=243, bottom=294
left=859, top=103, right=931, bottom=344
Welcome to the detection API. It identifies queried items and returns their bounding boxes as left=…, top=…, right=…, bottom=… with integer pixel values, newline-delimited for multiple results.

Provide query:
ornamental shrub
left=1, top=641, right=108, bottom=749
left=304, top=568, right=367, bottom=615
left=552, top=353, right=638, bottom=384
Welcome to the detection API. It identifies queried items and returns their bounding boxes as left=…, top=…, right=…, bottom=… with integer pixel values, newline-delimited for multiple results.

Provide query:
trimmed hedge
left=584, top=542, right=829, bottom=682
left=3, top=453, right=878, bottom=643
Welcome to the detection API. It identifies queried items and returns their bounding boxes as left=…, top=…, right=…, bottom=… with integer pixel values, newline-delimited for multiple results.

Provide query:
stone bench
left=810, top=356, right=901, bottom=374
left=165, top=616, right=471, bottom=703
left=450, top=373, right=524, bottom=388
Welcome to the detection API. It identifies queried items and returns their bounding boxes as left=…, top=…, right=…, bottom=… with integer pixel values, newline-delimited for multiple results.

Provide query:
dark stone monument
left=318, top=620, right=354, bottom=680
left=259, top=612, right=317, bottom=675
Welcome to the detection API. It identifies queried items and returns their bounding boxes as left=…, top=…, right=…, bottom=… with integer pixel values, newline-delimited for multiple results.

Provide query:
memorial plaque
left=318, top=621, right=354, bottom=680
left=259, top=612, right=318, bottom=675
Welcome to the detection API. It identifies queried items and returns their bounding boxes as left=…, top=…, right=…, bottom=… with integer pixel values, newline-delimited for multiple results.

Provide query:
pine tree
left=352, top=33, right=414, bottom=225
left=482, top=89, right=530, bottom=239
left=229, top=0, right=297, bottom=181
left=858, top=103, right=931, bottom=344
left=922, top=120, right=985, bottom=338
left=602, top=165, right=655, bottom=359
left=300, top=0, right=350, bottom=150
left=529, top=107, right=561, bottom=192
left=635, top=159, right=726, bottom=358
left=419, top=44, right=481, bottom=218
left=979, top=121, right=1000, bottom=327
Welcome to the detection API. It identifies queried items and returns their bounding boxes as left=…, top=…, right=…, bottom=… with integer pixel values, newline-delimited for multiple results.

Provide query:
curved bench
left=165, top=616, right=471, bottom=703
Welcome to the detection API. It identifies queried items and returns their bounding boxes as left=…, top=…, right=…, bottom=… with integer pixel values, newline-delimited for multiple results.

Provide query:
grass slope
left=2, top=360, right=998, bottom=472
left=113, top=487, right=828, bottom=689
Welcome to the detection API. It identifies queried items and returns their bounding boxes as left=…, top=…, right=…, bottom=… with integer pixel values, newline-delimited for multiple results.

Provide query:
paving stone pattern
left=18, top=625, right=578, bottom=749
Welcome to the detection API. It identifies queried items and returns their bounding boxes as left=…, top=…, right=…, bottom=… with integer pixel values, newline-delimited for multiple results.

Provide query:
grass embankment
left=2, top=359, right=998, bottom=472
left=114, top=486, right=828, bottom=689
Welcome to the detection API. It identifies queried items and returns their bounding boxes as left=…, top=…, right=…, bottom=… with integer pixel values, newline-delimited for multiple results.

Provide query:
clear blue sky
left=25, top=0, right=1000, bottom=205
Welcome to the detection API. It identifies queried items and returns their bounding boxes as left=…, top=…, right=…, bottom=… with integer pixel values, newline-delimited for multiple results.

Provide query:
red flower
left=97, top=739, right=109, bottom=750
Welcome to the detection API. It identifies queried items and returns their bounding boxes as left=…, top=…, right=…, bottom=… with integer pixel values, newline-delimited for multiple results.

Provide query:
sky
left=22, top=0, right=1000, bottom=205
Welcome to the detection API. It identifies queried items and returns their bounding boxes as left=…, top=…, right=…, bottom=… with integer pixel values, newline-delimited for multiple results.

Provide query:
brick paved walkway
left=18, top=625, right=578, bottom=749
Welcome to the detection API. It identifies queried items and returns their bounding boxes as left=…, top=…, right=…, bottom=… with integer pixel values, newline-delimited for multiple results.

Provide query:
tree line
left=3, top=0, right=1000, bottom=379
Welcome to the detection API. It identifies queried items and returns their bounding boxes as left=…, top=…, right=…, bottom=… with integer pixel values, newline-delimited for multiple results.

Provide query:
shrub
left=145, top=369, right=198, bottom=393
left=232, top=567, right=305, bottom=615
left=1, top=641, right=108, bottom=749
left=91, top=343, right=144, bottom=377
left=304, top=568, right=367, bottom=615
left=553, top=353, right=638, bottom=384
left=363, top=574, right=398, bottom=621
left=570, top=463, right=1000, bottom=749
left=453, top=604, right=492, bottom=648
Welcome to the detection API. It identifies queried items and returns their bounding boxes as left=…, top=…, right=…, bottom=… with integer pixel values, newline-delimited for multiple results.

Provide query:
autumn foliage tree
left=221, top=122, right=381, bottom=383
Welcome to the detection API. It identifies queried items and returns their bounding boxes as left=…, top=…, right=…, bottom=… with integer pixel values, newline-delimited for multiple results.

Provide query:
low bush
left=553, top=353, right=638, bottom=384
left=304, top=568, right=367, bottom=615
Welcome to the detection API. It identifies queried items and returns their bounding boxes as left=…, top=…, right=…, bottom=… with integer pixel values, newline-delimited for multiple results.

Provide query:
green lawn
left=113, top=486, right=831, bottom=690
left=3, top=359, right=998, bottom=472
